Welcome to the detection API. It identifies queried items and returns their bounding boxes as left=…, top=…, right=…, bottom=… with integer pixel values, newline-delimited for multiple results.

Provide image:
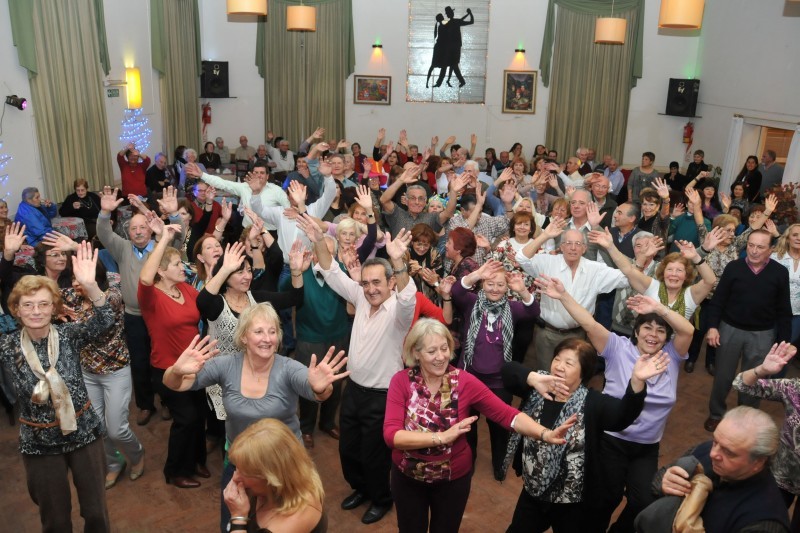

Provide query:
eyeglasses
left=19, top=301, right=54, bottom=312
left=561, top=241, right=585, bottom=248
left=46, top=252, right=68, bottom=258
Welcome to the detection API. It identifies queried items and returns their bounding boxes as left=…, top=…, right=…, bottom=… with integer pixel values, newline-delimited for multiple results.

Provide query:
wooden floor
left=1, top=358, right=795, bottom=532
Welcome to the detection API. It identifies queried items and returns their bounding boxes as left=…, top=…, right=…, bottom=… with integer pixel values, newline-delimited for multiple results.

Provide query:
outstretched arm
left=535, top=275, right=610, bottom=353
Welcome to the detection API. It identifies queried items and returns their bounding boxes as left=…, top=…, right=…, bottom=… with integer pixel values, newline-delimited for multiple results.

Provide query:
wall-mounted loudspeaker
left=665, top=78, right=700, bottom=117
left=201, top=61, right=229, bottom=98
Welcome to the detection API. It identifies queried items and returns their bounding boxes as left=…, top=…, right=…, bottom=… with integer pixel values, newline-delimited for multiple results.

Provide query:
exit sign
left=107, top=88, right=120, bottom=98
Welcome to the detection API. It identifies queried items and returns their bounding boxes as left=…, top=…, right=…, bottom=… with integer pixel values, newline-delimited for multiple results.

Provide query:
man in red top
left=117, top=142, right=151, bottom=197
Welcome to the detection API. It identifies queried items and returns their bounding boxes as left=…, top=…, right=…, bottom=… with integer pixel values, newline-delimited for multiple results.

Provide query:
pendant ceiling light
left=658, top=0, right=705, bottom=29
left=594, top=0, right=626, bottom=44
left=227, top=0, right=267, bottom=16
left=287, top=5, right=316, bottom=31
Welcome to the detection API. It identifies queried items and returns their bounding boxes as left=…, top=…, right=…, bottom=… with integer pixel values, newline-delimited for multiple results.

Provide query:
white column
left=782, top=124, right=800, bottom=185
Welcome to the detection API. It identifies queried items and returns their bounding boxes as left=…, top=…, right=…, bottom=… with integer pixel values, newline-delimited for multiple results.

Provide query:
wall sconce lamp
left=514, top=48, right=526, bottom=54
left=5, top=95, right=27, bottom=110
left=372, top=43, right=383, bottom=49
left=125, top=67, right=142, bottom=110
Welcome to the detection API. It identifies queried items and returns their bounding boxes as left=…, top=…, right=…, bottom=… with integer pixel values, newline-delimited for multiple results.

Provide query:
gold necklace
left=158, top=284, right=181, bottom=299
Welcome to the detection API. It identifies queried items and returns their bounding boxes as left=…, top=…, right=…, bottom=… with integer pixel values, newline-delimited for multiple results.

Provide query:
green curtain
left=540, top=0, right=643, bottom=88
left=151, top=0, right=202, bottom=155
left=19, top=0, right=114, bottom=200
left=543, top=3, right=641, bottom=164
left=256, top=0, right=355, bottom=145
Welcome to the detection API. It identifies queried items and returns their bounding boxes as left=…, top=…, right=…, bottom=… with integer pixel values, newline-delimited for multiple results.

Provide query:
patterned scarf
left=20, top=327, right=78, bottom=435
left=462, top=291, right=514, bottom=368
left=658, top=282, right=687, bottom=319
left=398, top=366, right=460, bottom=483
left=501, top=377, right=588, bottom=503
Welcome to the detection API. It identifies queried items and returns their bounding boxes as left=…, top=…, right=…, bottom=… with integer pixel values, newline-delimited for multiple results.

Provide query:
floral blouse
left=733, top=374, right=800, bottom=495
left=490, top=239, right=537, bottom=301
left=62, top=286, right=129, bottom=375
left=0, top=303, right=114, bottom=455
left=697, top=224, right=752, bottom=294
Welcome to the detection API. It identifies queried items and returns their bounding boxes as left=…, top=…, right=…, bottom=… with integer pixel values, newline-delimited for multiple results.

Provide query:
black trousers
left=124, top=313, right=155, bottom=411
left=390, top=464, right=473, bottom=533
left=466, top=379, right=513, bottom=474
left=339, top=381, right=392, bottom=505
left=512, top=317, right=536, bottom=364
left=506, top=487, right=585, bottom=533
left=688, top=300, right=716, bottom=367
left=592, top=433, right=659, bottom=533
left=151, top=367, right=207, bottom=479
left=295, top=337, right=347, bottom=435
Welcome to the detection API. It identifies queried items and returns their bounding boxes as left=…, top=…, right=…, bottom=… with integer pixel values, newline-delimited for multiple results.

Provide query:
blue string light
left=119, top=108, right=152, bottom=154
left=0, top=141, right=11, bottom=199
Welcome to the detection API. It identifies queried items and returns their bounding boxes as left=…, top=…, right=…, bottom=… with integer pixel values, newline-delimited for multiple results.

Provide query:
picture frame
left=354, top=75, right=392, bottom=105
left=502, top=70, right=537, bottom=114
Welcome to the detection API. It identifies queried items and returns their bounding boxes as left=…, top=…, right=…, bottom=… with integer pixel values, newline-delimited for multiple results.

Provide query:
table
left=51, top=216, right=88, bottom=241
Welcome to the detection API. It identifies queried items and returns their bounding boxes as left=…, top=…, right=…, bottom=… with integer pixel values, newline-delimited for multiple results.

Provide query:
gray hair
left=475, top=157, right=488, bottom=172
left=184, top=148, right=198, bottom=160
left=215, top=137, right=224, bottom=143
left=407, top=184, right=427, bottom=196
left=463, top=160, right=479, bottom=173
left=723, top=406, right=779, bottom=461
left=631, top=231, right=654, bottom=246
left=21, top=187, right=39, bottom=202
left=361, top=257, right=393, bottom=280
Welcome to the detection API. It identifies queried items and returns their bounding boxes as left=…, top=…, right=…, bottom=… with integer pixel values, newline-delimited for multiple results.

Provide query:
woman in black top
left=199, top=141, right=222, bottom=172
left=59, top=178, right=101, bottom=240
left=731, top=155, right=762, bottom=203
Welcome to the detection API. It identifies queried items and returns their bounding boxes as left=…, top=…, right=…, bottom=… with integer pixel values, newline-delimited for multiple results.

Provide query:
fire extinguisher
left=202, top=103, right=212, bottom=140
left=683, top=121, right=694, bottom=154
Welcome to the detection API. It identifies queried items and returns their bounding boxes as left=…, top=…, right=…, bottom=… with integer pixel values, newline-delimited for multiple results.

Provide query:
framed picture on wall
left=354, top=75, right=392, bottom=105
left=502, top=70, right=537, bottom=114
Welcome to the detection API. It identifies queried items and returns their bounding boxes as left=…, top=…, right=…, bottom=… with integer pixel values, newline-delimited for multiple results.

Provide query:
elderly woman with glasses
left=14, top=187, right=57, bottom=247
left=0, top=242, right=114, bottom=531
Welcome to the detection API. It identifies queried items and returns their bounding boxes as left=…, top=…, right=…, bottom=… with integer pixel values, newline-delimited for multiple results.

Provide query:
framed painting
left=502, top=70, right=537, bottom=114
left=354, top=75, right=392, bottom=105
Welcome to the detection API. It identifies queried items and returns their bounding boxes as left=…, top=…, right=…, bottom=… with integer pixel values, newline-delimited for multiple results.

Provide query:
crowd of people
left=0, top=129, right=797, bottom=533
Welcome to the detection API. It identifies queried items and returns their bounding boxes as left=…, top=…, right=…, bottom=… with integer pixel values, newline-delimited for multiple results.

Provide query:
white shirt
left=644, top=280, right=698, bottom=321
left=319, top=264, right=417, bottom=388
left=770, top=252, right=800, bottom=315
left=265, top=144, right=296, bottom=173
left=200, top=172, right=289, bottom=230
left=259, top=176, right=337, bottom=263
left=515, top=252, right=629, bottom=329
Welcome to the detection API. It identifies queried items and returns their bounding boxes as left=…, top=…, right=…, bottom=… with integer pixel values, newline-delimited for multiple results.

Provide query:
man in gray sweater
left=96, top=186, right=185, bottom=426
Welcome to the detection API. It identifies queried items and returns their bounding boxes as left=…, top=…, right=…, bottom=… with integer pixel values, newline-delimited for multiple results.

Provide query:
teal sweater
left=280, top=266, right=351, bottom=343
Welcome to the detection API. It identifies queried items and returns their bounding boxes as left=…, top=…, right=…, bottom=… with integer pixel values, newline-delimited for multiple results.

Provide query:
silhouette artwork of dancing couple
left=426, top=6, right=474, bottom=89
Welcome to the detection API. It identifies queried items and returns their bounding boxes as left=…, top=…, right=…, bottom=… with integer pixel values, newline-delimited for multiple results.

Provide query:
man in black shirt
left=703, top=230, right=791, bottom=432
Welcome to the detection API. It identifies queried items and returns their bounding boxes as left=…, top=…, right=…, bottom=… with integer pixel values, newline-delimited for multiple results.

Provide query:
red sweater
left=384, top=367, right=518, bottom=481
left=413, top=292, right=446, bottom=325
left=117, top=153, right=150, bottom=197
left=138, top=281, right=200, bottom=369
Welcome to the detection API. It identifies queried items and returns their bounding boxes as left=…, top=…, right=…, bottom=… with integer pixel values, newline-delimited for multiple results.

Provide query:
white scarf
left=20, top=327, right=77, bottom=435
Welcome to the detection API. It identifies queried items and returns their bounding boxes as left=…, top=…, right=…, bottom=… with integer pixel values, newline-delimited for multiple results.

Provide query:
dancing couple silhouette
left=426, top=6, right=474, bottom=89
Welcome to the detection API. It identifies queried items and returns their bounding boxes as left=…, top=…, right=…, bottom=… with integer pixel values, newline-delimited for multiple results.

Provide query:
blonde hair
left=228, top=418, right=324, bottom=515
left=154, top=247, right=181, bottom=283
left=233, top=303, right=283, bottom=351
left=8, top=275, right=63, bottom=319
left=402, top=318, right=455, bottom=367
left=774, top=223, right=800, bottom=259
left=655, top=252, right=697, bottom=288
left=335, top=217, right=362, bottom=240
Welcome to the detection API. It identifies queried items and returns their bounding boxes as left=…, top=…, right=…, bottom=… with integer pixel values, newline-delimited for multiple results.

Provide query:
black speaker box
left=201, top=61, right=229, bottom=98
left=665, top=78, right=700, bottom=117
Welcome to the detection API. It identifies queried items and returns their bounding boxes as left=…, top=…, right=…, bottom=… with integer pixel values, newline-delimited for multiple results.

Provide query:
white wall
left=691, top=0, right=800, bottom=171
left=0, top=0, right=43, bottom=214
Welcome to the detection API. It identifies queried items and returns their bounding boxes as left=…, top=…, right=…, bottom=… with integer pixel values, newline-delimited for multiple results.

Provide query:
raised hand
left=764, top=218, right=779, bottom=237
left=534, top=274, right=566, bottom=300
left=312, top=127, right=325, bottom=139
left=497, top=167, right=514, bottom=185
left=401, top=165, right=423, bottom=185
left=506, top=271, right=528, bottom=294
left=757, top=342, right=797, bottom=376
left=42, top=232, right=79, bottom=253
left=588, top=228, right=613, bottom=249
left=376, top=128, right=386, bottom=141
left=420, top=267, right=441, bottom=287
left=676, top=240, right=700, bottom=262
left=157, top=186, right=179, bottom=216
left=127, top=194, right=152, bottom=216
left=586, top=202, right=606, bottom=227
left=71, top=241, right=99, bottom=288
left=528, top=372, right=569, bottom=401
left=318, top=158, right=332, bottom=176
left=475, top=259, right=504, bottom=280
left=449, top=173, right=470, bottom=194
left=247, top=216, right=265, bottom=244
left=565, top=185, right=576, bottom=198
left=288, top=239, right=308, bottom=272
left=184, top=162, right=203, bottom=179
left=626, top=294, right=665, bottom=316
left=444, top=135, right=456, bottom=145
left=633, top=350, right=670, bottom=382
left=543, top=217, right=567, bottom=239
left=765, top=194, right=778, bottom=214
left=288, top=180, right=308, bottom=207
left=340, top=246, right=361, bottom=279
left=337, top=139, right=349, bottom=151
left=475, top=233, right=490, bottom=250
left=355, top=185, right=374, bottom=211
left=220, top=242, right=247, bottom=274
left=641, top=236, right=665, bottom=260
left=684, top=188, right=700, bottom=208
left=431, top=135, right=439, bottom=146
left=703, top=225, right=726, bottom=251
left=100, top=186, right=124, bottom=213
left=719, top=192, right=731, bottom=212
left=3, top=222, right=27, bottom=255
left=438, top=275, right=456, bottom=296
left=296, top=213, right=324, bottom=243
left=307, top=347, right=350, bottom=394
left=385, top=229, right=413, bottom=261
left=145, top=211, right=165, bottom=236
left=652, top=177, right=670, bottom=200
left=470, top=133, right=477, bottom=145
left=172, top=335, right=220, bottom=376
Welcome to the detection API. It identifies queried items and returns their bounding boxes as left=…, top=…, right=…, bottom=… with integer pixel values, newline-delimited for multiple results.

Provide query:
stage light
left=5, top=95, right=27, bottom=110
